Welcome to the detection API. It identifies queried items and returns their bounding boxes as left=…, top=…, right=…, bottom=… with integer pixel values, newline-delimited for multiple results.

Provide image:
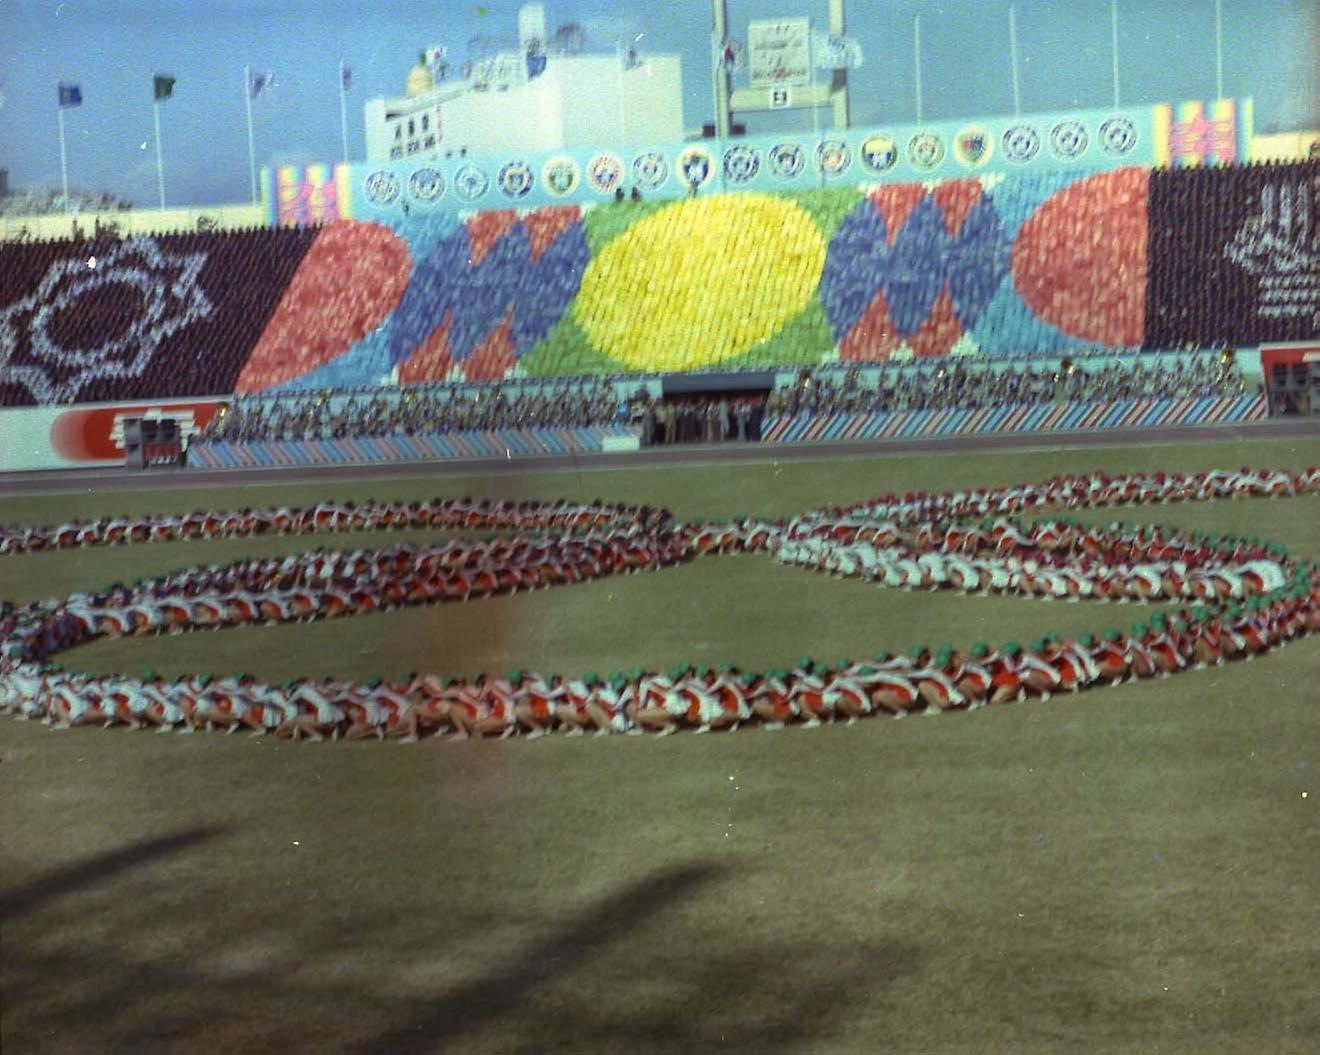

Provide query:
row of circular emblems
left=360, top=115, right=1141, bottom=208
left=1001, top=116, right=1139, bottom=163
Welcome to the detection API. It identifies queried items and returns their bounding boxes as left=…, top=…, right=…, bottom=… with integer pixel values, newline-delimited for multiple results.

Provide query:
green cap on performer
left=1105, top=628, right=1122, bottom=642
left=799, top=656, right=814, bottom=670
left=741, top=671, right=759, bottom=686
left=630, top=667, right=645, bottom=681
left=837, top=658, right=853, bottom=671
left=874, top=650, right=890, bottom=662
left=584, top=672, right=599, bottom=686
left=1132, top=621, right=1147, bottom=636
left=508, top=670, right=523, bottom=683
left=970, top=642, right=989, bottom=658
left=1002, top=642, right=1021, bottom=656
left=669, top=665, right=686, bottom=680
left=197, top=673, right=213, bottom=688
left=610, top=672, right=626, bottom=690
left=1151, top=612, right=1166, bottom=627
left=1029, top=639, right=1045, bottom=653
left=1078, top=634, right=1095, bottom=648
left=142, top=668, right=157, bottom=681
left=910, top=644, right=926, bottom=660
left=719, top=663, right=735, bottom=674
left=365, top=676, right=382, bottom=688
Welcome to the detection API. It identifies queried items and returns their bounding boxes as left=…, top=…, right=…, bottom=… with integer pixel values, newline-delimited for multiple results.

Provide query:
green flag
left=153, top=74, right=175, bottom=101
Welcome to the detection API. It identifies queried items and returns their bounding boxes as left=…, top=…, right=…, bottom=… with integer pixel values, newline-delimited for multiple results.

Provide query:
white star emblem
left=0, top=238, right=212, bottom=403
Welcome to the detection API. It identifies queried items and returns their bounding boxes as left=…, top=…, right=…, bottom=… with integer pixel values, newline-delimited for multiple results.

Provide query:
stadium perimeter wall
left=177, top=394, right=1267, bottom=472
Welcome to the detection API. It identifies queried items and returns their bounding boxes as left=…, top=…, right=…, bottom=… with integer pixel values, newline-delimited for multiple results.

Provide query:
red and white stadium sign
left=50, top=400, right=224, bottom=461
left=0, top=399, right=226, bottom=472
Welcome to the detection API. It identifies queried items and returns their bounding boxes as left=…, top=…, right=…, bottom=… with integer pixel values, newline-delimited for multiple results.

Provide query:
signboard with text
left=747, top=19, right=811, bottom=88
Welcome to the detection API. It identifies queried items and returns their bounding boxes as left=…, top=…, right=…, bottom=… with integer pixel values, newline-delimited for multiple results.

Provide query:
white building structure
left=364, top=3, right=684, bottom=163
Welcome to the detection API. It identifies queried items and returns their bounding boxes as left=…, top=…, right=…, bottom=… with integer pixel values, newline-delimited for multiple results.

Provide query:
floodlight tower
left=711, top=0, right=852, bottom=138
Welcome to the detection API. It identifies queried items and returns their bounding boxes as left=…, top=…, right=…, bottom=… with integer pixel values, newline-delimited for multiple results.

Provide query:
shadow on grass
left=2, top=842, right=917, bottom=1054
left=0, top=823, right=232, bottom=918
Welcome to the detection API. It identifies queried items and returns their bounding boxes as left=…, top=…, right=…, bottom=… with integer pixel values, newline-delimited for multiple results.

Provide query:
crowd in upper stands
left=198, top=380, right=626, bottom=444
left=0, top=187, right=133, bottom=218
left=767, top=355, right=1247, bottom=417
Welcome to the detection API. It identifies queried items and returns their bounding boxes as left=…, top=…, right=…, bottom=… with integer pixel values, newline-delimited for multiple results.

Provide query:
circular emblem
left=768, top=143, right=806, bottom=180
left=363, top=170, right=401, bottom=206
left=586, top=152, right=624, bottom=195
left=408, top=167, right=445, bottom=203
left=1049, top=119, right=1089, bottom=161
left=816, top=139, right=852, bottom=177
left=540, top=156, right=580, bottom=196
left=1002, top=124, right=1040, bottom=164
left=453, top=164, right=490, bottom=203
left=906, top=133, right=945, bottom=171
left=952, top=125, right=993, bottom=168
left=677, top=146, right=715, bottom=190
left=722, top=145, right=761, bottom=185
left=631, top=151, right=669, bottom=191
left=860, top=134, right=897, bottom=173
left=1098, top=116, right=1138, bottom=157
left=497, top=161, right=534, bottom=199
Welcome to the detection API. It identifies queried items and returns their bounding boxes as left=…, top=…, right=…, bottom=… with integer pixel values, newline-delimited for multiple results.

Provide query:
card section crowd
left=1, top=161, right=1313, bottom=416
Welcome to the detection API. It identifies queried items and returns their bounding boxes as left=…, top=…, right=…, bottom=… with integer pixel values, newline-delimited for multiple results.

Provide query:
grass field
left=3, top=434, right=1319, bottom=1054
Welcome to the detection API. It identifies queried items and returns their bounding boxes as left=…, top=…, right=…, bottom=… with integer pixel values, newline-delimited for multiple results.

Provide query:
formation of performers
left=2, top=597, right=1316, bottom=741
left=0, top=496, right=669, bottom=555
left=2, top=467, right=1318, bottom=742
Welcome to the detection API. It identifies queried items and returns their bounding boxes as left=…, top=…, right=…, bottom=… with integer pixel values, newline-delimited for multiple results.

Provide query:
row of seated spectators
left=197, top=380, right=627, bottom=444
left=767, top=354, right=1247, bottom=417
left=192, top=351, right=1247, bottom=448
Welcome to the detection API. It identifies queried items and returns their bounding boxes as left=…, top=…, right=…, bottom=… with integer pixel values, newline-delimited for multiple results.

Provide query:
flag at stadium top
left=812, top=30, right=863, bottom=70
left=153, top=74, right=175, bottom=101
left=57, top=83, right=82, bottom=108
left=249, top=71, right=273, bottom=99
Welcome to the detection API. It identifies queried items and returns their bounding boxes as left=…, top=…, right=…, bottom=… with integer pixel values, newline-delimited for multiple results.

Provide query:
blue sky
left=1, top=0, right=1316, bottom=207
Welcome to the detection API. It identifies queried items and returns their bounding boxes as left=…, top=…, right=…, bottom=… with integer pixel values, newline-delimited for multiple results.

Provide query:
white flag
left=812, top=31, right=863, bottom=70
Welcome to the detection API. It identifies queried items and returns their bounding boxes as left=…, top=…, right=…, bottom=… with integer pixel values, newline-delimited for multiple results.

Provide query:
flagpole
left=1213, top=0, right=1223, bottom=99
left=708, top=33, right=724, bottom=194
left=810, top=18, right=821, bottom=189
left=244, top=66, right=258, bottom=205
left=153, top=100, right=166, bottom=209
left=57, top=104, right=71, bottom=213
left=616, top=37, right=627, bottom=143
left=1009, top=4, right=1021, bottom=116
left=1109, top=0, right=1120, bottom=107
left=913, top=13, right=923, bottom=124
left=338, top=60, right=350, bottom=163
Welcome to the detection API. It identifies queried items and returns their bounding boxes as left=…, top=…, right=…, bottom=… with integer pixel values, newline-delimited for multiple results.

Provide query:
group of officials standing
left=631, top=395, right=766, bottom=446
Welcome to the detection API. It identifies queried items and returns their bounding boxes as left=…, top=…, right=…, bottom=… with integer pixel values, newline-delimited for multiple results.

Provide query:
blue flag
left=58, top=84, right=82, bottom=108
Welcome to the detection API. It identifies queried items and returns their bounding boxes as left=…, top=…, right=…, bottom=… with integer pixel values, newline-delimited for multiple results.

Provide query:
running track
left=2, top=418, right=1317, bottom=497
